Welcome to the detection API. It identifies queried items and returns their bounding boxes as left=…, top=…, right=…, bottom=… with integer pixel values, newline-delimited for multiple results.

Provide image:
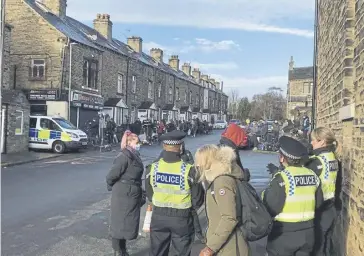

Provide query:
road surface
left=2, top=130, right=277, bottom=255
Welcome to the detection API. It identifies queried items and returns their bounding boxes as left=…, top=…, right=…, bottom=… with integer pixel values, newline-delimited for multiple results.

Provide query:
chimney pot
left=93, top=13, right=113, bottom=40
left=127, top=36, right=143, bottom=53
left=150, top=48, right=164, bottom=62
left=169, top=55, right=179, bottom=70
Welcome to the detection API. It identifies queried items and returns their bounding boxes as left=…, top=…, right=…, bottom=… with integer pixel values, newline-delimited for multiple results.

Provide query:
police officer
left=262, top=136, right=323, bottom=256
left=306, top=127, right=341, bottom=256
left=145, top=130, right=204, bottom=256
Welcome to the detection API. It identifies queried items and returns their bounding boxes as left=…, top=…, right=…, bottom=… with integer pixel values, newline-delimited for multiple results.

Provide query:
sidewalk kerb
left=1, top=155, right=62, bottom=168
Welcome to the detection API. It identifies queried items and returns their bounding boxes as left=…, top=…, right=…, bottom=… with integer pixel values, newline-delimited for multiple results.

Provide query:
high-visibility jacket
left=150, top=159, right=192, bottom=209
left=310, top=152, right=338, bottom=201
left=274, top=166, right=320, bottom=223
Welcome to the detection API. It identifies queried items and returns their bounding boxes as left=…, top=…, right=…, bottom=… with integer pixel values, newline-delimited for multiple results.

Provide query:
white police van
left=29, top=115, right=88, bottom=153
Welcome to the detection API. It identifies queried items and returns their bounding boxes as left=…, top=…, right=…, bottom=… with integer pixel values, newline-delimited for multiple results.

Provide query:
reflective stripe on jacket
left=311, top=152, right=338, bottom=201
left=150, top=159, right=192, bottom=209
left=275, top=166, right=319, bottom=223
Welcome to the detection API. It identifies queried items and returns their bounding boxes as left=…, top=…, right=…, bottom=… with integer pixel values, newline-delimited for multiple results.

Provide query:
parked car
left=229, top=119, right=241, bottom=126
left=214, top=120, right=227, bottom=129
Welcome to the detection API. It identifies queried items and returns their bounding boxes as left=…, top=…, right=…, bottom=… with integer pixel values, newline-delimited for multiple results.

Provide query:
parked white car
left=214, top=120, right=227, bottom=129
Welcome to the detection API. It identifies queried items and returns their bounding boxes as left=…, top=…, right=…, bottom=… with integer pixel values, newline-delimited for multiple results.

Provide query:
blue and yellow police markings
left=29, top=128, right=72, bottom=143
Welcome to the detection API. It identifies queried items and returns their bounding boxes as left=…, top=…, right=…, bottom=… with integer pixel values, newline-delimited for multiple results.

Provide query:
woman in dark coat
left=106, top=130, right=145, bottom=256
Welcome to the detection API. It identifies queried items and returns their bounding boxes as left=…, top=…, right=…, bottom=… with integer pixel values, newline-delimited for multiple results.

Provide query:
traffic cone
left=142, top=204, right=153, bottom=233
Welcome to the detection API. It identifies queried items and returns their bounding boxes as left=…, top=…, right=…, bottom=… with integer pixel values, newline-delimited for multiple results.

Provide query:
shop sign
left=27, top=89, right=59, bottom=100
left=71, top=91, right=103, bottom=109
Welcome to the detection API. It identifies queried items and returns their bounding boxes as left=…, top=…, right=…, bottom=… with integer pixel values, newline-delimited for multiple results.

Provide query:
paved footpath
left=2, top=131, right=276, bottom=256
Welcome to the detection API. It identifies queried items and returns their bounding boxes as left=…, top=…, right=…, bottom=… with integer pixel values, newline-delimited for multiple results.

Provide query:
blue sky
left=67, top=0, right=315, bottom=98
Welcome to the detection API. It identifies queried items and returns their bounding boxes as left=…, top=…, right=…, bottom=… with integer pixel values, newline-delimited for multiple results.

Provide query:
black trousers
left=112, top=238, right=126, bottom=252
left=150, top=213, right=194, bottom=256
left=312, top=206, right=337, bottom=256
left=266, top=228, right=315, bottom=256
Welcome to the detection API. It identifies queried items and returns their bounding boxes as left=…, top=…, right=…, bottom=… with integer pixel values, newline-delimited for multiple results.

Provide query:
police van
left=29, top=115, right=88, bottom=153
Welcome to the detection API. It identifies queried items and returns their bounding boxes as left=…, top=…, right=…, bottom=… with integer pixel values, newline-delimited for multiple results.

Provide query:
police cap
left=160, top=130, right=186, bottom=145
left=278, top=135, right=307, bottom=160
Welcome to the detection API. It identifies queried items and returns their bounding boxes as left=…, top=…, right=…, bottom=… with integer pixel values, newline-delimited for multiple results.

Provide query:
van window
left=40, top=118, right=62, bottom=131
left=29, top=118, right=37, bottom=128
left=53, top=118, right=77, bottom=130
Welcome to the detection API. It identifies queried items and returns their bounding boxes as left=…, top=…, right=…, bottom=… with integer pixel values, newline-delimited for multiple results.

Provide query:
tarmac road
left=1, top=130, right=277, bottom=255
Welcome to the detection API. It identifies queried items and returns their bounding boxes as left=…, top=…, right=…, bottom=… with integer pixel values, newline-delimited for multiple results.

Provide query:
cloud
left=191, top=62, right=240, bottom=71
left=67, top=0, right=314, bottom=37
left=210, top=75, right=288, bottom=98
left=143, top=38, right=240, bottom=56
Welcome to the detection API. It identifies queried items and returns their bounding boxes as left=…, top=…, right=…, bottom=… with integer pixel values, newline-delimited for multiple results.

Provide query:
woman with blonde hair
left=106, top=130, right=145, bottom=256
left=196, top=145, right=250, bottom=256
left=306, top=127, right=342, bottom=256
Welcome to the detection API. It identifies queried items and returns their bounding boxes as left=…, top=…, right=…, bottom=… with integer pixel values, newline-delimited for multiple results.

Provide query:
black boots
left=114, top=250, right=129, bottom=256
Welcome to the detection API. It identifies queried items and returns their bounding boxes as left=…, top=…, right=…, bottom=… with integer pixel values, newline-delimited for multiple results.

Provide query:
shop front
left=25, top=89, right=61, bottom=116
left=70, top=90, right=104, bottom=130
left=162, top=104, right=179, bottom=122
left=192, top=107, right=202, bottom=120
left=103, top=98, right=129, bottom=125
left=137, top=102, right=157, bottom=122
left=179, top=106, right=192, bottom=121
left=202, top=109, right=210, bottom=122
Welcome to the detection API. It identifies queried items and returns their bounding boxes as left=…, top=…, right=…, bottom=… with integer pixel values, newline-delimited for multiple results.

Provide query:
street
left=2, top=130, right=277, bottom=256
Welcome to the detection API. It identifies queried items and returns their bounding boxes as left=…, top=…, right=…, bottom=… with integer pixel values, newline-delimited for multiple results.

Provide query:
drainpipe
left=312, top=0, right=318, bottom=129
left=125, top=56, right=130, bottom=126
left=68, top=42, right=78, bottom=121
left=60, top=38, right=70, bottom=97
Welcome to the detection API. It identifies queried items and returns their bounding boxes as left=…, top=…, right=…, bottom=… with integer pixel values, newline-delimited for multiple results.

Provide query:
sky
left=67, top=0, right=315, bottom=99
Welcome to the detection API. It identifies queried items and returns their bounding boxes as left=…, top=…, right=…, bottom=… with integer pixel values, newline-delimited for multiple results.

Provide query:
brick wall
left=317, top=0, right=364, bottom=255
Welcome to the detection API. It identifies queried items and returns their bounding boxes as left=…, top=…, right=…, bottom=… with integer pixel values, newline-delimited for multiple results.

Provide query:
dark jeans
left=313, top=206, right=337, bottom=256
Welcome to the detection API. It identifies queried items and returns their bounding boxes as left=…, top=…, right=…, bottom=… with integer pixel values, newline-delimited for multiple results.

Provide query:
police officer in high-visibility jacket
left=145, top=130, right=204, bottom=256
left=306, top=127, right=342, bottom=256
left=262, top=135, right=324, bottom=256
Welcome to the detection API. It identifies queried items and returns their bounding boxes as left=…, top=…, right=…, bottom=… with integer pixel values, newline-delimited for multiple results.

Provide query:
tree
left=228, top=89, right=240, bottom=119
left=237, top=97, right=251, bottom=121
left=249, top=89, right=287, bottom=120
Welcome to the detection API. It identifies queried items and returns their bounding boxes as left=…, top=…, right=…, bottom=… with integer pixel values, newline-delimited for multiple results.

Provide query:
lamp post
left=68, top=42, right=78, bottom=121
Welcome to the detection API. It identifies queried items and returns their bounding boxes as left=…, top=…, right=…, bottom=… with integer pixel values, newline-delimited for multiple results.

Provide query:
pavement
left=1, top=151, right=61, bottom=167
left=1, top=130, right=277, bottom=256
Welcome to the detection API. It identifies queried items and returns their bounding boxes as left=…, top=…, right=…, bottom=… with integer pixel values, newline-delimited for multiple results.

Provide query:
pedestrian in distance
left=306, top=127, right=342, bottom=256
left=106, top=130, right=145, bottom=256
left=195, top=145, right=250, bottom=256
left=145, top=130, right=204, bottom=256
left=262, top=136, right=324, bottom=256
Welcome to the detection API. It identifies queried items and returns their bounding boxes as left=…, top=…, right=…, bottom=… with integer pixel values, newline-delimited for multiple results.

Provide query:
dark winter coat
left=106, top=148, right=144, bottom=240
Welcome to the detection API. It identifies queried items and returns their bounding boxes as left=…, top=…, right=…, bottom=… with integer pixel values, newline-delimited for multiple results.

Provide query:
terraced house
left=5, top=0, right=228, bottom=130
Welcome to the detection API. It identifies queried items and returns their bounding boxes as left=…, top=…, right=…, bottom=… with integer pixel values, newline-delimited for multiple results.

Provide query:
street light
left=68, top=42, right=78, bottom=121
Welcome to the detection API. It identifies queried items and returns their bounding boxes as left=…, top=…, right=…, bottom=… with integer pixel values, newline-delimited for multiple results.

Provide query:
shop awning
left=139, top=101, right=156, bottom=110
left=104, top=98, right=128, bottom=108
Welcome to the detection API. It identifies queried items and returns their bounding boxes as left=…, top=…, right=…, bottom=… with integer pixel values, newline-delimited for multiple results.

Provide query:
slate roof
left=162, top=104, right=175, bottom=110
left=180, top=106, right=190, bottom=112
left=138, top=101, right=154, bottom=109
left=289, top=66, right=313, bottom=80
left=24, top=0, right=201, bottom=86
left=192, top=107, right=200, bottom=112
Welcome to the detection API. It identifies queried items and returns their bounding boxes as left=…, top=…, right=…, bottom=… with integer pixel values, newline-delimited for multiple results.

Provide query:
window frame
left=148, top=80, right=153, bottom=99
left=15, top=110, right=24, bottom=135
left=303, top=82, right=312, bottom=94
left=175, top=87, right=180, bottom=101
left=158, top=83, right=162, bottom=98
left=117, top=73, right=124, bottom=94
left=131, top=75, right=137, bottom=93
left=83, top=59, right=99, bottom=89
left=168, top=86, right=173, bottom=102
left=30, top=59, right=46, bottom=80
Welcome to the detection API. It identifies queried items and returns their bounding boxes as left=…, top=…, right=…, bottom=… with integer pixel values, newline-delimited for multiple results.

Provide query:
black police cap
left=278, top=135, right=307, bottom=160
left=160, top=130, right=186, bottom=145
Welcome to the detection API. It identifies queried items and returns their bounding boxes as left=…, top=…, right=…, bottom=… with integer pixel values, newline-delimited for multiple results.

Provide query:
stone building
left=286, top=56, right=313, bottom=120
left=316, top=0, right=363, bottom=255
left=1, top=24, right=30, bottom=154
left=5, top=0, right=228, bottom=129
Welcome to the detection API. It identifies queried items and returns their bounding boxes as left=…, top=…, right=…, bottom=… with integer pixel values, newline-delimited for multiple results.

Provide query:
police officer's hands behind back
left=266, top=163, right=279, bottom=175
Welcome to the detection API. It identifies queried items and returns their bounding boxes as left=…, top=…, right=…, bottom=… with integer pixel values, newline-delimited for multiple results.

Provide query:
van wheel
left=52, top=141, right=65, bottom=154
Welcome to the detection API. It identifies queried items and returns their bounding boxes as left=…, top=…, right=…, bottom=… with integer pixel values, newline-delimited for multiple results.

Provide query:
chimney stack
left=289, top=56, right=294, bottom=70
left=215, top=81, right=221, bottom=90
left=42, top=0, right=67, bottom=18
left=192, top=68, right=201, bottom=82
left=93, top=14, right=113, bottom=40
left=150, top=48, right=163, bottom=62
left=201, top=74, right=209, bottom=80
left=169, top=55, right=180, bottom=70
left=209, top=78, right=216, bottom=85
left=127, top=36, right=143, bottom=53
left=182, top=63, right=191, bottom=76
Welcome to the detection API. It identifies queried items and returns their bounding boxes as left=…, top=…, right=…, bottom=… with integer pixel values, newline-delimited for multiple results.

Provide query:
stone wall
left=2, top=90, right=30, bottom=153
left=317, top=0, right=364, bottom=255
left=5, top=0, right=65, bottom=90
left=2, top=25, right=12, bottom=89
